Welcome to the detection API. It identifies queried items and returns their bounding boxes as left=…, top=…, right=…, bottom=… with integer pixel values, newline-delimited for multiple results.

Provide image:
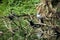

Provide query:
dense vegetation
left=0, top=0, right=40, bottom=40
left=0, top=0, right=60, bottom=40
left=0, top=0, right=40, bottom=16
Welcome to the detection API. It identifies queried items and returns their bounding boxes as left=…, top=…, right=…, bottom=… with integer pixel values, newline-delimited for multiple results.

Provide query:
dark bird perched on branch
left=27, top=20, right=42, bottom=28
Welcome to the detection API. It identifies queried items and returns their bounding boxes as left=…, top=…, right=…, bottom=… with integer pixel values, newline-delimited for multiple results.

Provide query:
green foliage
left=0, top=0, right=40, bottom=40
left=0, top=0, right=60, bottom=40
left=0, top=0, right=40, bottom=16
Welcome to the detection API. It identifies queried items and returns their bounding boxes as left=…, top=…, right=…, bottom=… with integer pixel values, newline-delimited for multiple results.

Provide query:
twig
left=35, top=23, right=59, bottom=28
left=2, top=19, right=14, bottom=33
